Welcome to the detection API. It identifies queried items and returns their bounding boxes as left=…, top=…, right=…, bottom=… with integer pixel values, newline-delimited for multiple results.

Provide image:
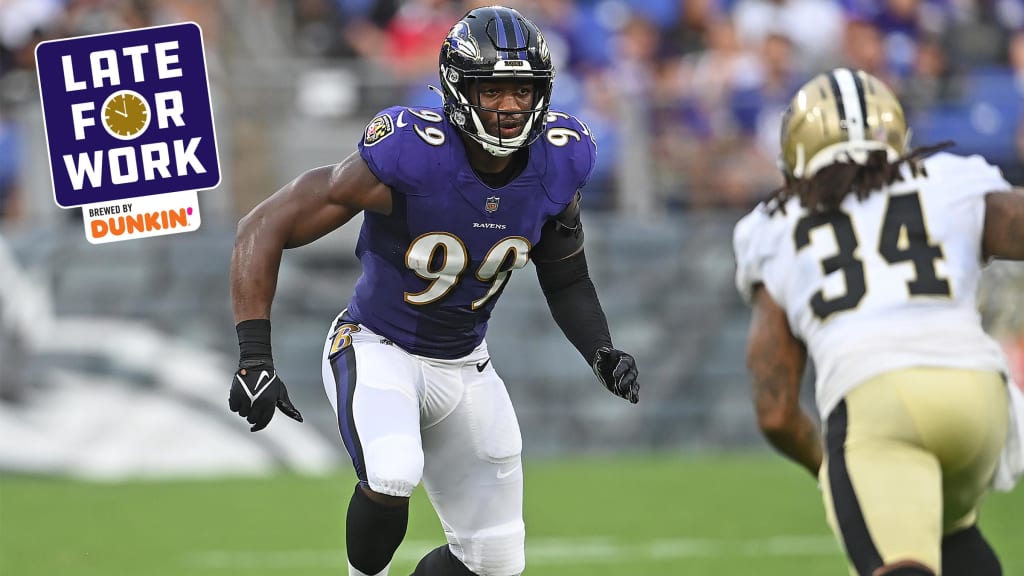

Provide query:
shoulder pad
left=357, top=106, right=450, bottom=193
left=921, top=153, right=1012, bottom=198
left=537, top=110, right=598, bottom=205
left=733, top=204, right=777, bottom=305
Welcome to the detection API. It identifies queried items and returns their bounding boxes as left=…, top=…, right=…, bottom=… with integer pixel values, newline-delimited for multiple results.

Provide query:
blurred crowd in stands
left=0, top=0, right=1022, bottom=219
left=283, top=0, right=1024, bottom=210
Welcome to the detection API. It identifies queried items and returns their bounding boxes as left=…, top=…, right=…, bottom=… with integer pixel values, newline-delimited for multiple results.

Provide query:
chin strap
left=480, top=140, right=519, bottom=157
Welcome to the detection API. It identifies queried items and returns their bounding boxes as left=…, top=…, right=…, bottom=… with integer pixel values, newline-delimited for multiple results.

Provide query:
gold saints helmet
left=779, top=68, right=910, bottom=179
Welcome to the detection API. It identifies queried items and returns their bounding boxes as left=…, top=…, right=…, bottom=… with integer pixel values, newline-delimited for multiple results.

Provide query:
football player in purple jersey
left=228, top=6, right=639, bottom=576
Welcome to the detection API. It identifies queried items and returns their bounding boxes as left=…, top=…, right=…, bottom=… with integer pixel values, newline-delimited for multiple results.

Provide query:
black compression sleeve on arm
left=534, top=249, right=612, bottom=364
left=236, top=319, right=273, bottom=366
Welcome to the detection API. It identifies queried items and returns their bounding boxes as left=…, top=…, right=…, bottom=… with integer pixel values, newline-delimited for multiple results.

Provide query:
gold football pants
left=819, top=368, right=1008, bottom=575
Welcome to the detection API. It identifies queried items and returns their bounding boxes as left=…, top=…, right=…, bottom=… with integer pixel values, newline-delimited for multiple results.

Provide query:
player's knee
left=359, top=484, right=409, bottom=507
left=365, top=435, right=424, bottom=497
left=874, top=563, right=935, bottom=576
left=459, top=520, right=525, bottom=576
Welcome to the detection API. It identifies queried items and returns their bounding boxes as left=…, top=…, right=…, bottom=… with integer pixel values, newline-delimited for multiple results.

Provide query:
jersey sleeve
left=572, top=117, right=598, bottom=190
left=922, top=153, right=1013, bottom=262
left=733, top=204, right=776, bottom=304
left=357, top=107, right=405, bottom=188
left=540, top=111, right=597, bottom=207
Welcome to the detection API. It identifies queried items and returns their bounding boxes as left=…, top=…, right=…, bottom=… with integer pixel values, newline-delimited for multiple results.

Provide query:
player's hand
left=229, top=362, right=303, bottom=432
left=592, top=347, right=639, bottom=404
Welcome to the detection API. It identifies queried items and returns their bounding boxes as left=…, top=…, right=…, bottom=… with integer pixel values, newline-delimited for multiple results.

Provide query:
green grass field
left=1, top=453, right=1021, bottom=575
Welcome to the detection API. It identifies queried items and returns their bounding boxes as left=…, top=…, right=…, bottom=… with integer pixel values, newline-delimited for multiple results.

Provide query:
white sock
left=349, top=561, right=390, bottom=576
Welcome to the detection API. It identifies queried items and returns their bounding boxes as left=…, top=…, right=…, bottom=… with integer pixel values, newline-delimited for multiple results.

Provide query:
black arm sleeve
left=531, top=191, right=583, bottom=263
left=534, top=248, right=613, bottom=364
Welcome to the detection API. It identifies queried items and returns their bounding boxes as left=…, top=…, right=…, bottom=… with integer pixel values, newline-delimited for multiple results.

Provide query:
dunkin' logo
left=90, top=206, right=192, bottom=238
left=83, top=189, right=200, bottom=244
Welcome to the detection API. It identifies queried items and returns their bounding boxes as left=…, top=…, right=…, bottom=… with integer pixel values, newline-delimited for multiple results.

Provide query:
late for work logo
left=35, top=22, right=219, bottom=241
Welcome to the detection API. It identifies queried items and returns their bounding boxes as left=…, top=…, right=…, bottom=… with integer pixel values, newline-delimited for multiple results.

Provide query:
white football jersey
left=734, top=153, right=1014, bottom=418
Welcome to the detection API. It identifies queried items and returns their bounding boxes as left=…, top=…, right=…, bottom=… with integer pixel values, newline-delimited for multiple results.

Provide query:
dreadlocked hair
left=766, top=141, right=955, bottom=215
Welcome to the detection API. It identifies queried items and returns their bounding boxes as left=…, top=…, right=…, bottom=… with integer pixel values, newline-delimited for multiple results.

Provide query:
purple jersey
left=348, top=106, right=596, bottom=359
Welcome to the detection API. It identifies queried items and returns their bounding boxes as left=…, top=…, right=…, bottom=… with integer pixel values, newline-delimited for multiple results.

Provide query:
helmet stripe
left=492, top=7, right=508, bottom=60
left=832, top=68, right=865, bottom=142
left=510, top=14, right=527, bottom=60
left=827, top=72, right=846, bottom=129
left=852, top=70, right=869, bottom=137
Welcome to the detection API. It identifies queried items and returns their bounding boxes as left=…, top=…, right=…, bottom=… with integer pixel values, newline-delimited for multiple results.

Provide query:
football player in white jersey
left=734, top=68, right=1024, bottom=576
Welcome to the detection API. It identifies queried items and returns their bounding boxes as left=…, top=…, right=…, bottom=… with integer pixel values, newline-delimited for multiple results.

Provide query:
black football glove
left=229, top=361, right=303, bottom=432
left=592, top=346, right=639, bottom=404
left=230, top=319, right=302, bottom=432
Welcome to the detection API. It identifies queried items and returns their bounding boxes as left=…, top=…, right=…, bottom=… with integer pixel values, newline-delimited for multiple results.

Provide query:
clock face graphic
left=101, top=90, right=150, bottom=140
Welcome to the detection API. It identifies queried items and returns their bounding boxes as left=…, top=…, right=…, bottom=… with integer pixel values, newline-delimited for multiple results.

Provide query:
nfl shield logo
left=485, top=196, right=500, bottom=213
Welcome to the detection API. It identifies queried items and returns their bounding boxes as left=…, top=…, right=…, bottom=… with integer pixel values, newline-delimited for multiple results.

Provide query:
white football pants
left=321, top=312, right=526, bottom=576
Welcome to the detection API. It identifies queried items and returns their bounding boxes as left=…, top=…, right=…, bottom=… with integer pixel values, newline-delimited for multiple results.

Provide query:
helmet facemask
left=441, top=66, right=553, bottom=157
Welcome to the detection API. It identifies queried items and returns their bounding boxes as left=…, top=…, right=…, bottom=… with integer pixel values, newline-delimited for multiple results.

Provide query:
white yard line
left=183, top=535, right=840, bottom=569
